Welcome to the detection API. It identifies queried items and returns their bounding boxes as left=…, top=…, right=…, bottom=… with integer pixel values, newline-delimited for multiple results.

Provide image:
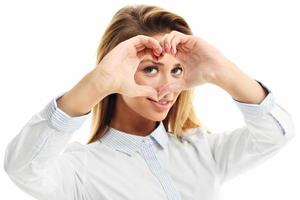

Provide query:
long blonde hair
left=87, top=4, right=210, bottom=144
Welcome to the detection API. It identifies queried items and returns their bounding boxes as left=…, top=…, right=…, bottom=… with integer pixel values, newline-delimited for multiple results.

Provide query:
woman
left=4, top=4, right=295, bottom=200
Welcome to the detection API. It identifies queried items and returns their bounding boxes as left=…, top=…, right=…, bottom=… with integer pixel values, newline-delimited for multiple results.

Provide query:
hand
left=157, top=30, right=234, bottom=98
left=95, top=35, right=163, bottom=101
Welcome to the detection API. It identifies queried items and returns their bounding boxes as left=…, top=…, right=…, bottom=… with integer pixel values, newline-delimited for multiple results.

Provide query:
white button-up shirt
left=4, top=81, right=295, bottom=200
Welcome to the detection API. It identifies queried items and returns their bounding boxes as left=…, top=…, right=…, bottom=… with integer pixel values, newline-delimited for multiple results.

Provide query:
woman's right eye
left=143, top=66, right=158, bottom=74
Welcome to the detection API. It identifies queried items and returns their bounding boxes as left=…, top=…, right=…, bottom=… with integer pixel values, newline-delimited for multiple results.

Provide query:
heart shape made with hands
left=150, top=48, right=187, bottom=101
left=139, top=31, right=216, bottom=101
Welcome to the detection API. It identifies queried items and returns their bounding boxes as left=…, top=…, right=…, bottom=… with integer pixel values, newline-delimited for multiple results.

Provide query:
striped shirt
left=4, top=80, right=295, bottom=200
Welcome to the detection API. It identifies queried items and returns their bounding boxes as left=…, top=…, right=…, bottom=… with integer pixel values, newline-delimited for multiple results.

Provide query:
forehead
left=151, top=33, right=166, bottom=40
left=140, top=54, right=182, bottom=67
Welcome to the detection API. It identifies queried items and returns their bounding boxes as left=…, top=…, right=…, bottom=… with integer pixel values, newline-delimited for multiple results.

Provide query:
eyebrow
left=140, top=59, right=182, bottom=67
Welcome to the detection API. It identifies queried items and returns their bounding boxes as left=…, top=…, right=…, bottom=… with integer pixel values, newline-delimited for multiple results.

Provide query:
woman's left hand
left=157, top=30, right=236, bottom=98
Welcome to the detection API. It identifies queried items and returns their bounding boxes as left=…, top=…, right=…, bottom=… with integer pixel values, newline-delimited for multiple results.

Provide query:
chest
left=84, top=142, right=220, bottom=200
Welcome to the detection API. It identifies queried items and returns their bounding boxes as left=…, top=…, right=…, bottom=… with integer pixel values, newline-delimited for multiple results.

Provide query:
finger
left=165, top=31, right=182, bottom=54
left=136, top=45, right=146, bottom=52
left=133, top=85, right=158, bottom=101
left=159, top=34, right=170, bottom=55
left=180, top=35, right=195, bottom=51
left=135, top=44, right=161, bottom=57
left=163, top=33, right=175, bottom=54
left=158, top=80, right=186, bottom=99
left=133, top=35, right=162, bottom=55
left=170, top=34, right=182, bottom=55
left=137, top=48, right=160, bottom=61
left=172, top=33, right=192, bottom=54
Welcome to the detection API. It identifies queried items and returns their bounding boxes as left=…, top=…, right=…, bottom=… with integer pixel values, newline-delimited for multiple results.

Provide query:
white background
left=0, top=0, right=299, bottom=199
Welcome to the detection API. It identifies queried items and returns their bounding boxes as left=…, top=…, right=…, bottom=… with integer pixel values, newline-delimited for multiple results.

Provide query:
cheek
left=124, top=96, right=149, bottom=110
left=123, top=96, right=156, bottom=113
left=125, top=97, right=162, bottom=119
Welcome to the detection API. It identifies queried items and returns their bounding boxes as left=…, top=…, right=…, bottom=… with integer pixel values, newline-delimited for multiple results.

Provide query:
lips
left=147, top=98, right=171, bottom=105
left=147, top=98, right=172, bottom=111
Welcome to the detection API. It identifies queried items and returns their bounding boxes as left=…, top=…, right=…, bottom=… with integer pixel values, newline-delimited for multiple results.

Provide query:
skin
left=109, top=33, right=183, bottom=136
left=57, top=31, right=267, bottom=138
left=109, top=31, right=267, bottom=136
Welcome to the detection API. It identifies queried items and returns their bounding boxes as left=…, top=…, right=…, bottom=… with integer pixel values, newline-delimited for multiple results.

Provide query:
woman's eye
left=172, top=67, right=183, bottom=76
left=143, top=66, right=183, bottom=76
left=143, top=66, right=158, bottom=74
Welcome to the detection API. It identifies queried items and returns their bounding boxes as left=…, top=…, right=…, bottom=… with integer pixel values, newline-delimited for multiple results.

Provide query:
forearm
left=57, top=69, right=113, bottom=117
left=210, top=62, right=268, bottom=104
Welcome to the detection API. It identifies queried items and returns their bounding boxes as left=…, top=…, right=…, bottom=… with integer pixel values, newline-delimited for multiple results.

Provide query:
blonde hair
left=86, top=4, right=210, bottom=144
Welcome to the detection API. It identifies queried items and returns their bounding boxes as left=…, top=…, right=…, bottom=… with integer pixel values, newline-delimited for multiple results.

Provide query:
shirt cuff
left=233, top=80, right=275, bottom=117
left=40, top=92, right=91, bottom=133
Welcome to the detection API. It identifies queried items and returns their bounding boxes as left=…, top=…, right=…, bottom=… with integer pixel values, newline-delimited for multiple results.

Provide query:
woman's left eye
left=143, top=66, right=183, bottom=76
left=171, top=67, right=183, bottom=76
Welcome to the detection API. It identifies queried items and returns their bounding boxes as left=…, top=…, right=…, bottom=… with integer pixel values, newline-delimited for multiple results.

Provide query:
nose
left=156, top=73, right=175, bottom=99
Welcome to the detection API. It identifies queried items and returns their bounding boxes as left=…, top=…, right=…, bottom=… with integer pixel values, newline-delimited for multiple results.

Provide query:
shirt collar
left=99, top=121, right=169, bottom=156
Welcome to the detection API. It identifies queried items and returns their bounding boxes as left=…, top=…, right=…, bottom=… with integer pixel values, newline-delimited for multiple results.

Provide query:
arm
left=3, top=71, right=110, bottom=199
left=207, top=63, right=295, bottom=184
left=211, top=61, right=269, bottom=105
left=4, top=92, right=91, bottom=200
left=3, top=34, right=158, bottom=199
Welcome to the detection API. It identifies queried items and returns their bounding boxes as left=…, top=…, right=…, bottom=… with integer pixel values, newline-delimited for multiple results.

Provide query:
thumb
left=133, top=85, right=158, bottom=101
left=158, top=80, right=186, bottom=100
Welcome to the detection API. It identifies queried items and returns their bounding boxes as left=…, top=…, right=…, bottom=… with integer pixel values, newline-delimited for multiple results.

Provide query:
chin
left=147, top=114, right=167, bottom=122
left=141, top=109, right=169, bottom=121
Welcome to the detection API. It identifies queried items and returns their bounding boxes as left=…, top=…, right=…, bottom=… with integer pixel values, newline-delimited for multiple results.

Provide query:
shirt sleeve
left=206, top=80, right=295, bottom=184
left=4, top=92, right=91, bottom=200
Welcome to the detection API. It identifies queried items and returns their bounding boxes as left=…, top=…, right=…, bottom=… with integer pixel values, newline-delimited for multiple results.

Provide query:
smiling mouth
left=146, top=98, right=172, bottom=105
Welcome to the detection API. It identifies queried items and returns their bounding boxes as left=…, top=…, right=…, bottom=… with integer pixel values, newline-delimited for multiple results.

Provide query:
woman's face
left=118, top=33, right=185, bottom=122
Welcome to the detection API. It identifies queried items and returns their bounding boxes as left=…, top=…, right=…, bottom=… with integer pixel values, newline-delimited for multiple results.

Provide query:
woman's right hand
left=57, top=35, right=163, bottom=117
left=94, top=35, right=163, bottom=101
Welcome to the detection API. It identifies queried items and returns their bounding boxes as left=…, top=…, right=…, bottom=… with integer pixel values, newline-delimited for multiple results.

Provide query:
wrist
left=89, top=67, right=118, bottom=96
left=208, top=60, right=239, bottom=88
left=210, top=63, right=268, bottom=104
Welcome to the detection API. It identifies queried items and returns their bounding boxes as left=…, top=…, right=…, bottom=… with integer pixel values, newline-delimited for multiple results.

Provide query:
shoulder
left=62, top=140, right=115, bottom=162
left=60, top=141, right=96, bottom=167
left=167, top=126, right=212, bottom=147
left=166, top=127, right=218, bottom=168
left=63, top=140, right=105, bottom=156
left=182, top=126, right=211, bottom=141
left=61, top=141, right=87, bottom=160
left=64, top=141, right=88, bottom=153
